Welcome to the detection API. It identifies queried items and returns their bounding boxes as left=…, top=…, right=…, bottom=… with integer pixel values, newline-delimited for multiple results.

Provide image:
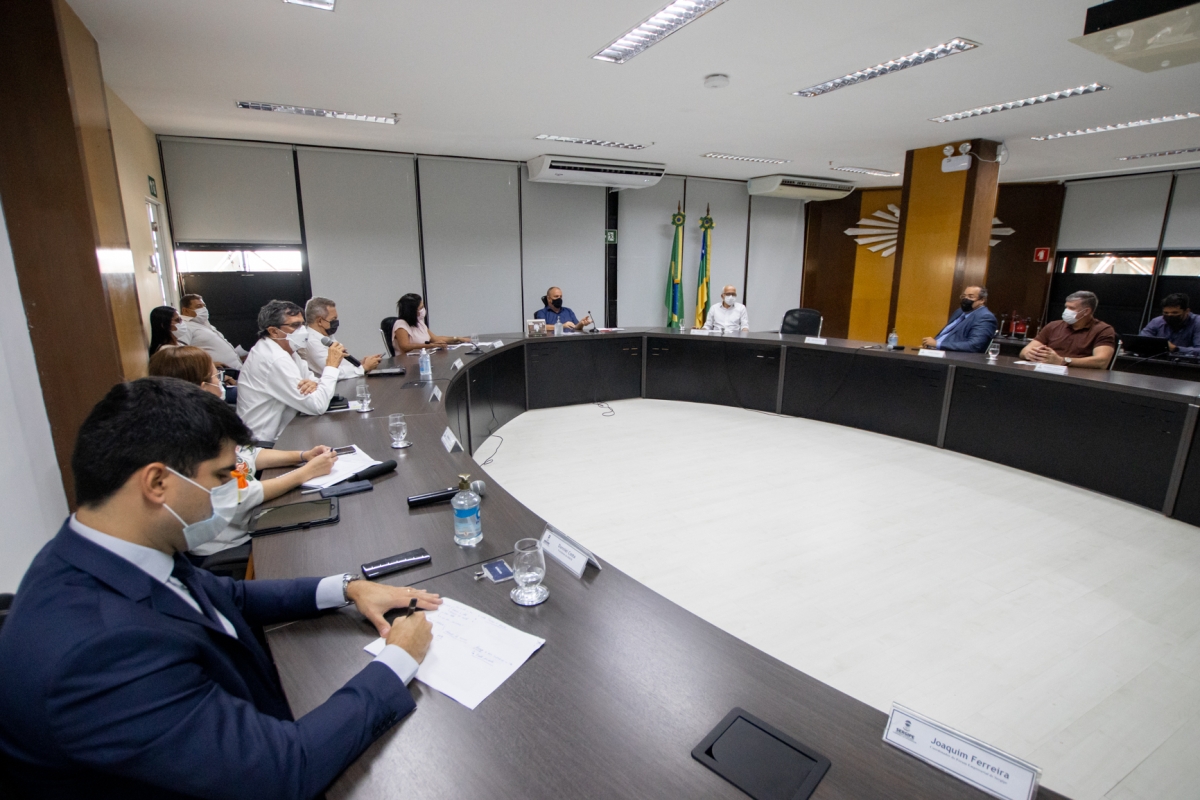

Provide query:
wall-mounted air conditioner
left=527, top=155, right=666, bottom=189
left=747, top=175, right=855, bottom=201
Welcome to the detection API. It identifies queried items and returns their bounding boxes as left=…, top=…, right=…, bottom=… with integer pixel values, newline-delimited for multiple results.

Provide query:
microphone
left=585, top=311, right=597, bottom=333
left=406, top=479, right=486, bottom=508
left=349, top=460, right=397, bottom=482
left=321, top=336, right=361, bottom=367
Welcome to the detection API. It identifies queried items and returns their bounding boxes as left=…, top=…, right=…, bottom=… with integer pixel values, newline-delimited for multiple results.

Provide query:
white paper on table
left=492, top=340, right=503, bottom=347
left=300, top=445, right=381, bottom=489
left=363, top=597, right=544, bottom=710
left=596, top=328, right=624, bottom=332
left=1013, top=360, right=1037, bottom=366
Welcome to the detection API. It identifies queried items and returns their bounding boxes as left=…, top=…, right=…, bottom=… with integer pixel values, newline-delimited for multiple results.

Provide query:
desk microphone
left=585, top=311, right=598, bottom=333
left=349, top=460, right=397, bottom=482
left=320, top=336, right=361, bottom=367
left=407, top=480, right=486, bottom=508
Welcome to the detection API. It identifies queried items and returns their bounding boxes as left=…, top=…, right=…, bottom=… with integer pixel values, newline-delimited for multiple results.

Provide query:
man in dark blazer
left=0, top=378, right=440, bottom=799
left=921, top=285, right=998, bottom=353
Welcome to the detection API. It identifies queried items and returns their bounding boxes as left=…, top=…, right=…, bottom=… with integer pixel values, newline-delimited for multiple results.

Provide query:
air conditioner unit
left=746, top=175, right=855, bottom=201
left=527, top=155, right=666, bottom=188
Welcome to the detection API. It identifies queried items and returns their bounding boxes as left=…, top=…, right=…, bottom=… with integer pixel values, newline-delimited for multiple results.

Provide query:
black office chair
left=0, top=593, right=13, bottom=633
left=780, top=308, right=823, bottom=337
left=380, top=316, right=399, bottom=357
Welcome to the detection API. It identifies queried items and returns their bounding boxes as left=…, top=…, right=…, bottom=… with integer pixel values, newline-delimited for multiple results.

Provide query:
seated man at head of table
left=920, top=285, right=997, bottom=353
left=1140, top=292, right=1200, bottom=356
left=0, top=376, right=440, bottom=799
left=178, top=293, right=245, bottom=370
left=1020, top=290, right=1117, bottom=369
left=701, top=285, right=749, bottom=333
left=301, top=295, right=384, bottom=378
left=236, top=299, right=346, bottom=443
left=534, top=286, right=592, bottom=332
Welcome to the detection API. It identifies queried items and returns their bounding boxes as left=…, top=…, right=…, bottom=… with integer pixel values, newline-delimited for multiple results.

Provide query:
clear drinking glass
left=356, top=383, right=371, bottom=411
left=510, top=538, right=549, bottom=606
left=470, top=333, right=480, bottom=351
left=388, top=413, right=409, bottom=448
left=986, top=341, right=1001, bottom=361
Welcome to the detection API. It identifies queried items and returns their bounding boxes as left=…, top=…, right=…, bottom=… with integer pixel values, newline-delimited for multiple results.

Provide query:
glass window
left=1162, top=255, right=1200, bottom=276
left=1063, top=254, right=1156, bottom=275
left=174, top=249, right=303, bottom=273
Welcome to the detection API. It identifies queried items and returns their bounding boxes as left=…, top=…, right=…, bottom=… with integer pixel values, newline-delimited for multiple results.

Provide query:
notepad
left=300, top=445, right=381, bottom=489
left=365, top=598, right=544, bottom=710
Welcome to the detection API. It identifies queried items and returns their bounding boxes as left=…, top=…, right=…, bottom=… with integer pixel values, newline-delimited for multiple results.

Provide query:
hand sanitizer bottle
left=451, top=473, right=482, bottom=546
left=887, top=329, right=899, bottom=349
left=419, top=349, right=432, bottom=381
left=554, top=320, right=563, bottom=336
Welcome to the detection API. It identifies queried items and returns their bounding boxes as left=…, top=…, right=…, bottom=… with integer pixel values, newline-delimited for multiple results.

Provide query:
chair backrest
left=380, top=316, right=399, bottom=357
left=0, top=593, right=13, bottom=634
left=781, top=308, right=823, bottom=337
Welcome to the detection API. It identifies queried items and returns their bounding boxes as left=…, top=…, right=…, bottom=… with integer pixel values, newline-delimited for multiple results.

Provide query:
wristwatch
left=1064, top=358, right=1073, bottom=366
left=341, top=573, right=360, bottom=604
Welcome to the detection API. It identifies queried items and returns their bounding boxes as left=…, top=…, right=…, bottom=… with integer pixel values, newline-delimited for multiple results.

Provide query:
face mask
left=960, top=298, right=975, bottom=313
left=1062, top=309, right=1079, bottom=325
left=163, top=467, right=240, bottom=549
left=193, top=307, right=210, bottom=321
left=418, top=308, right=426, bottom=322
left=325, top=318, right=340, bottom=335
left=1166, top=315, right=1186, bottom=330
left=550, top=298, right=563, bottom=310
left=276, top=326, right=307, bottom=348
left=723, top=295, right=736, bottom=307
left=205, top=379, right=226, bottom=402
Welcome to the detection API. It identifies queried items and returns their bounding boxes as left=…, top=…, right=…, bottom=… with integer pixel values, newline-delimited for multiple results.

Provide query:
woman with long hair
left=392, top=293, right=467, bottom=354
left=148, top=306, right=183, bottom=356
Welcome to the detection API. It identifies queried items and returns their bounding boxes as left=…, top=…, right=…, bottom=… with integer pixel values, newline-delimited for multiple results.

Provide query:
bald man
left=701, top=285, right=749, bottom=333
left=534, top=286, right=592, bottom=332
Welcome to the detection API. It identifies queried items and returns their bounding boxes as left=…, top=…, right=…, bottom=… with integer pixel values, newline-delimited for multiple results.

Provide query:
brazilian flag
left=665, top=209, right=685, bottom=329
left=694, top=208, right=713, bottom=329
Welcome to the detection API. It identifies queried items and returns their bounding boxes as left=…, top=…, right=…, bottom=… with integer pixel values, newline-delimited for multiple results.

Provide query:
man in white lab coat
left=178, top=293, right=245, bottom=369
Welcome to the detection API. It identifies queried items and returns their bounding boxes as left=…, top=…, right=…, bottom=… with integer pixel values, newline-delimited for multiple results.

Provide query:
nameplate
left=429, top=384, right=443, bottom=402
left=540, top=525, right=601, bottom=579
left=918, top=349, right=946, bottom=358
left=689, top=328, right=710, bottom=335
left=440, top=427, right=462, bottom=453
left=1034, top=363, right=1068, bottom=375
left=804, top=336, right=827, bottom=345
left=451, top=358, right=464, bottom=372
left=492, top=340, right=503, bottom=347
left=883, top=704, right=1039, bottom=800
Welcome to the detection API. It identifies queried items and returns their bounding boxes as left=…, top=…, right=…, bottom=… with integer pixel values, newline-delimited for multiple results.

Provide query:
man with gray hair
left=236, top=299, right=346, bottom=441
left=300, top=296, right=383, bottom=379
left=1021, top=290, right=1116, bottom=369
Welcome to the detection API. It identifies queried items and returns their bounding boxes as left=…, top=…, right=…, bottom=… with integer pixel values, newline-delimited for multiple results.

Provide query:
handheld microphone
left=321, top=336, right=361, bottom=367
left=406, top=480, right=486, bottom=508
left=349, top=460, right=397, bottom=482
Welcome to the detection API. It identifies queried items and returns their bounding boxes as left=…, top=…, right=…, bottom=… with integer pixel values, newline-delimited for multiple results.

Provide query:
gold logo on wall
left=844, top=207, right=1014, bottom=257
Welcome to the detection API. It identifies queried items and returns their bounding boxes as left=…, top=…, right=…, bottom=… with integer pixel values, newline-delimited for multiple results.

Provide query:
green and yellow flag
left=694, top=206, right=713, bottom=329
left=664, top=206, right=685, bottom=329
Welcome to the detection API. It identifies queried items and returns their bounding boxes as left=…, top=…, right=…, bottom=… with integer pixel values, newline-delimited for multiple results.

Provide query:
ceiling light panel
left=794, top=38, right=979, bottom=97
left=535, top=135, right=646, bottom=150
left=702, top=152, right=791, bottom=164
left=1031, top=112, right=1199, bottom=140
left=930, top=83, right=1108, bottom=123
left=237, top=101, right=396, bottom=124
left=283, top=0, right=335, bottom=9
left=1118, top=146, right=1200, bottom=161
left=593, top=0, right=729, bottom=64
left=830, top=165, right=900, bottom=177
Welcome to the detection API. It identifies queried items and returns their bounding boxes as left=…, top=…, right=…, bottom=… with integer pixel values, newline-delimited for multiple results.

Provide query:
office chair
left=380, top=316, right=399, bottom=357
left=780, top=308, right=823, bottom=337
left=0, top=593, right=13, bottom=633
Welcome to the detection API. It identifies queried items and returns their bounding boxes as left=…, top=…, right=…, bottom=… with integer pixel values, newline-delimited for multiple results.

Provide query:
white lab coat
left=179, top=316, right=243, bottom=368
left=236, top=337, right=339, bottom=442
left=189, top=446, right=266, bottom=557
left=299, top=327, right=364, bottom=380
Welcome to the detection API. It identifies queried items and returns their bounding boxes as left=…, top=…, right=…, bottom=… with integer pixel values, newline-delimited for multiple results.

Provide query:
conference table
left=251, top=327, right=1200, bottom=799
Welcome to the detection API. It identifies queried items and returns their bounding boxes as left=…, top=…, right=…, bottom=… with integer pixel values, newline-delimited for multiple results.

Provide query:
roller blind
left=1164, top=171, right=1200, bottom=249
left=616, top=176, right=685, bottom=327
left=1057, top=173, right=1172, bottom=251
left=160, top=138, right=302, bottom=245
left=745, top=195, right=805, bottom=333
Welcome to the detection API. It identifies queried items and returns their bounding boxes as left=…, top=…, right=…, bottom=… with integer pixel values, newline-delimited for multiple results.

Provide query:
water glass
left=510, top=538, right=549, bottom=606
left=388, top=413, right=409, bottom=448
left=470, top=333, right=480, bottom=351
left=986, top=341, right=1001, bottom=361
left=356, top=383, right=371, bottom=411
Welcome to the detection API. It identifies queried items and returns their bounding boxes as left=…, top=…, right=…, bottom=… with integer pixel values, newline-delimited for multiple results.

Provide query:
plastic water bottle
left=887, top=329, right=899, bottom=349
left=418, top=349, right=432, bottom=381
left=554, top=320, right=563, bottom=336
left=451, top=473, right=482, bottom=546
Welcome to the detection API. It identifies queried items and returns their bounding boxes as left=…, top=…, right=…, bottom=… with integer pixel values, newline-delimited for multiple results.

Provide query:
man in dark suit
left=921, top=285, right=998, bottom=353
left=0, top=377, right=440, bottom=799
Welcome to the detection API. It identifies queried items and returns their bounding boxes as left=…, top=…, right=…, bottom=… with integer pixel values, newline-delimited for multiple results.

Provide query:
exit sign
left=605, top=229, right=618, bottom=244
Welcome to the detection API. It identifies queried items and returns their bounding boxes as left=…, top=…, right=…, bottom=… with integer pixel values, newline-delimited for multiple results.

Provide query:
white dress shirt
left=299, top=327, right=364, bottom=380
left=236, top=337, right=340, bottom=442
left=68, top=514, right=418, bottom=682
left=703, top=301, right=750, bottom=333
left=180, top=316, right=243, bottom=368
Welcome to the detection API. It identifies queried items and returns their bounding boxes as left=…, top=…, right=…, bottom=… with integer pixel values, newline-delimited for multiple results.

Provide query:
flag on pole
left=664, top=205, right=685, bottom=329
left=694, top=205, right=713, bottom=329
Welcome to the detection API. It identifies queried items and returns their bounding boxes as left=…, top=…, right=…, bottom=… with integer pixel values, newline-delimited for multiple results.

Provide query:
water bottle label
left=454, top=507, right=479, bottom=519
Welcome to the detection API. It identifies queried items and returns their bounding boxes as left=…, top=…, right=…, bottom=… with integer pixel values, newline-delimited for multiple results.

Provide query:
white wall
left=746, top=195, right=806, bottom=332
left=615, top=177, right=686, bottom=327
left=0, top=203, right=70, bottom=593
left=519, top=167, right=606, bottom=325
left=683, top=178, right=749, bottom=328
left=297, top=148, right=423, bottom=358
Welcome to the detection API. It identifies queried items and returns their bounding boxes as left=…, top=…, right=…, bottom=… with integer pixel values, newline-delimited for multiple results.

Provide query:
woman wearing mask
left=148, top=306, right=184, bottom=356
left=147, top=345, right=337, bottom=573
left=392, top=293, right=468, bottom=354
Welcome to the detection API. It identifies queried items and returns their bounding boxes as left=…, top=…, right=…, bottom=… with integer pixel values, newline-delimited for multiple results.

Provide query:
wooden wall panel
left=801, top=190, right=860, bottom=339
left=847, top=189, right=902, bottom=342
left=987, top=183, right=1065, bottom=326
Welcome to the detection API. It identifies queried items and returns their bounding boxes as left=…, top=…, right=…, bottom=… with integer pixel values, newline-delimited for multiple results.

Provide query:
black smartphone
left=247, top=498, right=339, bottom=537
left=333, top=446, right=356, bottom=456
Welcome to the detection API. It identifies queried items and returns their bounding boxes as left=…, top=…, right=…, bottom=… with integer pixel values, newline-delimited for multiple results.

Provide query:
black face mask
left=325, top=318, right=340, bottom=335
left=550, top=298, right=563, bottom=310
left=960, top=298, right=976, bottom=314
left=1165, top=314, right=1186, bottom=330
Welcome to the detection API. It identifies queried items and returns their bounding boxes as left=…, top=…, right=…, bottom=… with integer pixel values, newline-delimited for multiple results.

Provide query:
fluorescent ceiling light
left=794, top=38, right=979, bottom=97
left=830, top=165, right=900, bottom=177
left=1118, top=146, right=1200, bottom=161
left=283, top=0, right=335, bottom=9
left=930, top=83, right=1108, bottom=123
left=535, top=135, right=646, bottom=150
left=702, top=152, right=791, bottom=164
left=1031, top=112, right=1199, bottom=140
left=593, top=0, right=729, bottom=64
left=237, top=101, right=396, bottom=125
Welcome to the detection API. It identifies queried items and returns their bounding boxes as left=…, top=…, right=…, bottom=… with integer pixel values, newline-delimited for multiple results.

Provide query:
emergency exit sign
left=605, top=229, right=617, bottom=244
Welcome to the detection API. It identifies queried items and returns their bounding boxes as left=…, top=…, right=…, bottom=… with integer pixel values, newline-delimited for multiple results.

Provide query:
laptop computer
left=1118, top=334, right=1170, bottom=358
left=372, top=357, right=407, bottom=376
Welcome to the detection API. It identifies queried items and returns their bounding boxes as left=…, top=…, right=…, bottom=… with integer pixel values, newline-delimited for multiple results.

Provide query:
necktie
left=170, top=558, right=223, bottom=628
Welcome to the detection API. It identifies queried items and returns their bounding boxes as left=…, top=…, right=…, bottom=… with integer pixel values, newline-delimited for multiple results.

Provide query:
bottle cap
left=458, top=473, right=471, bottom=490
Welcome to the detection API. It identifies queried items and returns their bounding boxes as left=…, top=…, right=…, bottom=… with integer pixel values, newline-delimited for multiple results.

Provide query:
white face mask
left=273, top=325, right=308, bottom=349
left=418, top=308, right=426, bottom=323
left=163, top=467, right=240, bottom=549
left=1062, top=308, right=1079, bottom=325
left=723, top=294, right=736, bottom=307
left=205, top=379, right=226, bottom=402
left=193, top=307, right=210, bottom=321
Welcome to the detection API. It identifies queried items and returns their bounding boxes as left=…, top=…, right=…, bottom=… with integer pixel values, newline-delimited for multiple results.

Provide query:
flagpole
left=695, top=204, right=713, bottom=329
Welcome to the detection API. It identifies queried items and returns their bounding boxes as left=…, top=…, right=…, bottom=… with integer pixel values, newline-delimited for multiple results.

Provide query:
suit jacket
left=0, top=522, right=415, bottom=800
left=937, top=306, right=998, bottom=353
